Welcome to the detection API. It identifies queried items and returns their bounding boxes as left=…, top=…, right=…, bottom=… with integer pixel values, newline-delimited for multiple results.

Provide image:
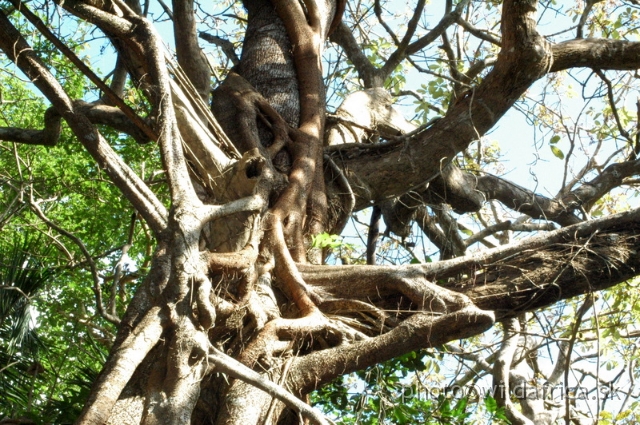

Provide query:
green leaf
left=550, top=145, right=565, bottom=159
left=484, top=395, right=498, bottom=413
left=452, top=397, right=468, bottom=417
left=550, top=135, right=561, bottom=144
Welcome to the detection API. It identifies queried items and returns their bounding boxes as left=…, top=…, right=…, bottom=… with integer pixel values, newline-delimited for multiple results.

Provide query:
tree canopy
left=1, top=0, right=640, bottom=423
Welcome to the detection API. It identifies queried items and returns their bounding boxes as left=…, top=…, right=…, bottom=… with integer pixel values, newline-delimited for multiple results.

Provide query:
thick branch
left=289, top=207, right=640, bottom=394
left=329, top=22, right=381, bottom=87
left=76, top=307, right=165, bottom=425
left=551, top=39, right=640, bottom=72
left=302, top=206, right=640, bottom=315
left=132, top=16, right=198, bottom=208
left=331, top=0, right=552, bottom=205
left=199, top=32, right=240, bottom=65
left=289, top=306, right=494, bottom=395
left=0, top=107, right=60, bottom=146
left=0, top=101, right=150, bottom=146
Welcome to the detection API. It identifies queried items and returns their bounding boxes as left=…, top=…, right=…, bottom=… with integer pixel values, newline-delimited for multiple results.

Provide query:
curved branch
left=199, top=31, right=240, bottom=65
left=0, top=107, right=61, bottom=146
left=456, top=16, right=502, bottom=46
left=373, top=0, right=401, bottom=46
left=464, top=219, right=556, bottom=248
left=329, top=22, right=381, bottom=87
left=78, top=101, right=151, bottom=144
left=0, top=101, right=151, bottom=146
left=475, top=174, right=582, bottom=226
left=13, top=0, right=157, bottom=142
left=55, top=0, right=135, bottom=36
left=30, top=200, right=120, bottom=325
left=576, top=0, right=605, bottom=39
left=332, top=0, right=552, bottom=205
left=290, top=306, right=494, bottom=395
left=200, top=194, right=265, bottom=224
left=493, top=319, right=533, bottom=425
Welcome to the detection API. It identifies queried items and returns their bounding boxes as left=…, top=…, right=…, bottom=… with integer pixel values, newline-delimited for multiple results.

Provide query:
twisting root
left=268, top=214, right=319, bottom=316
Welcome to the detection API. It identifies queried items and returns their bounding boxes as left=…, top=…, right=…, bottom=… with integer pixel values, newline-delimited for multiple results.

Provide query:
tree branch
left=0, top=107, right=60, bottom=146
left=331, top=0, right=552, bottom=205
left=172, top=0, right=211, bottom=103
left=330, top=22, right=382, bottom=87
left=456, top=15, right=501, bottom=46
left=493, top=319, right=533, bottom=425
left=199, top=31, right=240, bottom=65
left=12, top=0, right=157, bottom=142
left=75, top=307, right=165, bottom=425
left=551, top=39, right=640, bottom=72
left=29, top=199, right=121, bottom=325
left=290, top=306, right=494, bottom=395
left=0, top=12, right=168, bottom=235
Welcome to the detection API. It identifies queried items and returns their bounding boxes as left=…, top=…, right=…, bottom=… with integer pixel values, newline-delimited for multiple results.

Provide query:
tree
left=1, top=0, right=640, bottom=423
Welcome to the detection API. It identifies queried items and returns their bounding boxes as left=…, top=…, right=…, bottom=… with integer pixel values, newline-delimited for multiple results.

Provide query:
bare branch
left=593, top=69, right=634, bottom=148
left=456, top=16, right=501, bottom=46
left=366, top=205, right=381, bottom=264
left=464, top=219, right=556, bottom=248
left=330, top=22, right=382, bottom=87
left=29, top=200, right=120, bottom=325
left=493, top=319, right=533, bottom=425
left=551, top=39, right=640, bottom=72
left=396, top=0, right=470, bottom=66
left=576, top=0, right=605, bottom=39
left=200, top=194, right=265, bottom=224
left=563, top=296, right=594, bottom=425
left=199, top=31, right=240, bottom=65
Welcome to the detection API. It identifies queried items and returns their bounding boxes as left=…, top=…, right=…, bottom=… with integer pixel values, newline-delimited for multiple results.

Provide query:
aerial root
left=194, top=272, right=216, bottom=330
left=238, top=309, right=369, bottom=369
